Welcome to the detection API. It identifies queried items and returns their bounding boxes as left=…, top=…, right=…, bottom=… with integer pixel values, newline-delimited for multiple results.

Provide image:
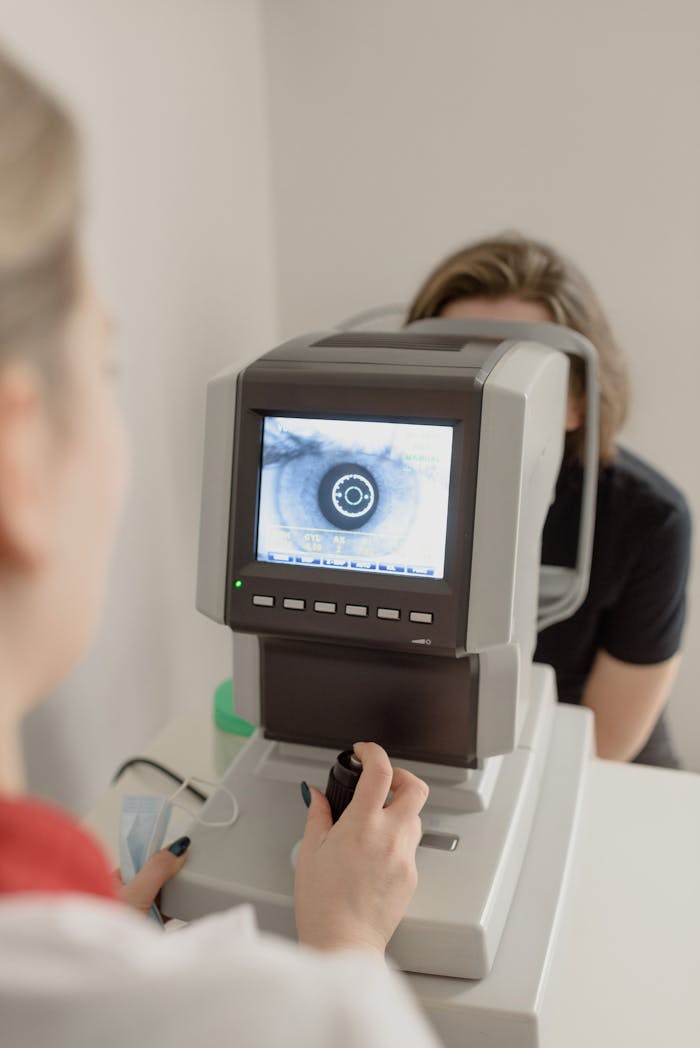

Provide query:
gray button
left=420, top=832, right=459, bottom=852
left=409, top=611, right=433, bottom=624
left=314, top=600, right=337, bottom=614
left=283, top=598, right=306, bottom=610
left=252, top=595, right=275, bottom=607
left=377, top=607, right=400, bottom=620
left=345, top=604, right=368, bottom=617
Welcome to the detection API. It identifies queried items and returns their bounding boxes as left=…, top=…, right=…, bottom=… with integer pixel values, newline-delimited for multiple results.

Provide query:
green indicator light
left=234, top=579, right=243, bottom=589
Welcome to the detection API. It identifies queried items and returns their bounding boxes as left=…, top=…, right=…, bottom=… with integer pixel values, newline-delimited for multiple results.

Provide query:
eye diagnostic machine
left=162, top=318, right=599, bottom=1048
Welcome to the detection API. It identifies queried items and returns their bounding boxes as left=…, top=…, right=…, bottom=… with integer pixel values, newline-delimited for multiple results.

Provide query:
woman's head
left=406, top=233, right=630, bottom=464
left=0, top=50, right=127, bottom=706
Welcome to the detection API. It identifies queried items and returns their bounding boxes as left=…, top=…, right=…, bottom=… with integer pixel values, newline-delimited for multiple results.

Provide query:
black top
left=535, top=447, right=692, bottom=767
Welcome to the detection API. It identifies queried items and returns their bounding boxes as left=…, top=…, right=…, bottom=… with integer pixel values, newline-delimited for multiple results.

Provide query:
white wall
left=260, top=0, right=700, bottom=768
left=3, top=0, right=698, bottom=811
left=2, top=0, right=277, bottom=811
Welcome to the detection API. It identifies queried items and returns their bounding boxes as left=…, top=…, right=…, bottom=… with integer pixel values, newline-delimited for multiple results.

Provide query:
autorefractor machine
left=162, top=318, right=599, bottom=1047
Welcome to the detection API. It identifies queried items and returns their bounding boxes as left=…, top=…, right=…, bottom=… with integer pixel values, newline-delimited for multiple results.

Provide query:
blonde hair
left=407, top=234, right=630, bottom=464
left=0, top=48, right=80, bottom=373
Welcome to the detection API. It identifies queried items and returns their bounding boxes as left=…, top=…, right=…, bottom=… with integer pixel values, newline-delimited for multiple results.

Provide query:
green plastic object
left=213, top=679, right=255, bottom=736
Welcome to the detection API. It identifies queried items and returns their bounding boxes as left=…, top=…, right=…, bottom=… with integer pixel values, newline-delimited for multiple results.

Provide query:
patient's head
left=0, top=50, right=127, bottom=712
left=406, top=233, right=630, bottom=464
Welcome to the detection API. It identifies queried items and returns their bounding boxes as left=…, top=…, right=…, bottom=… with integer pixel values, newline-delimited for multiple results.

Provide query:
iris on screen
left=255, top=417, right=453, bottom=579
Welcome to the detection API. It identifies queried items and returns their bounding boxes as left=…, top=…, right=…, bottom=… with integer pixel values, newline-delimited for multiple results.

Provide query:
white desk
left=86, top=706, right=700, bottom=1048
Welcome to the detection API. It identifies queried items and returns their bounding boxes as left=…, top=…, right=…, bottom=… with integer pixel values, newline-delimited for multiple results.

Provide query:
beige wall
left=2, top=0, right=277, bottom=811
left=261, top=0, right=700, bottom=769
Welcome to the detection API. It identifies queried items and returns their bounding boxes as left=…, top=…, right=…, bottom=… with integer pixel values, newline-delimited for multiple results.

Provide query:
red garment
left=0, top=796, right=120, bottom=900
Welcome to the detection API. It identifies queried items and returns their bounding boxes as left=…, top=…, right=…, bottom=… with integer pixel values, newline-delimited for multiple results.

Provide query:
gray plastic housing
left=196, top=319, right=598, bottom=761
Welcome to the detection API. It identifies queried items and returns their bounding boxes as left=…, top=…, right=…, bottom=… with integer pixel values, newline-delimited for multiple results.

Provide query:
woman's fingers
left=386, top=766, right=430, bottom=821
left=301, top=785, right=333, bottom=849
left=350, top=742, right=394, bottom=813
left=119, top=840, right=190, bottom=914
left=350, top=743, right=429, bottom=826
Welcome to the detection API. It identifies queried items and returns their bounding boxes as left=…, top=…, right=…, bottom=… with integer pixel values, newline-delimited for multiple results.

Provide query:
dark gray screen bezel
left=224, top=368, right=483, bottom=655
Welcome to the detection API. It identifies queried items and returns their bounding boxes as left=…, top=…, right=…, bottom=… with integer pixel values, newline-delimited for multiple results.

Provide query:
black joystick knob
left=326, top=749, right=363, bottom=823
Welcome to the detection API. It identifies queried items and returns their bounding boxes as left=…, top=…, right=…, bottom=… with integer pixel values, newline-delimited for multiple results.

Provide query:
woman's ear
left=0, top=364, right=53, bottom=569
left=566, top=393, right=585, bottom=433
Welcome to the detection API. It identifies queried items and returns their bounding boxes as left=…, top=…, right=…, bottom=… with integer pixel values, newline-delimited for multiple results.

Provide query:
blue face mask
left=119, top=778, right=239, bottom=926
left=119, top=795, right=173, bottom=925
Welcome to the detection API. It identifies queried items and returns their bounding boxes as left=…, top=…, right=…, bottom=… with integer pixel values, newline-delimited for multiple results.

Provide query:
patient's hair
left=406, top=234, right=630, bottom=465
left=0, top=48, right=80, bottom=376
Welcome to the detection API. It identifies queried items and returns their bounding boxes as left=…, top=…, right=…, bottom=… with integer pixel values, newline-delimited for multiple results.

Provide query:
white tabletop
left=87, top=706, right=700, bottom=1047
left=541, top=759, right=700, bottom=1047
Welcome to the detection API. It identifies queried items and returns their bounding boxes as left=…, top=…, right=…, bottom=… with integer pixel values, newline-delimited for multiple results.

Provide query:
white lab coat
left=0, top=896, right=441, bottom=1048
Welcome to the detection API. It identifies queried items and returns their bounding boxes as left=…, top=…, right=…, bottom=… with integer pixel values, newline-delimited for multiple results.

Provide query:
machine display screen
left=255, top=416, right=454, bottom=579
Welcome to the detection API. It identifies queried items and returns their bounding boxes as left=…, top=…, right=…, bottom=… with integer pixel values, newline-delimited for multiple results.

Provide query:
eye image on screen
left=256, top=417, right=453, bottom=579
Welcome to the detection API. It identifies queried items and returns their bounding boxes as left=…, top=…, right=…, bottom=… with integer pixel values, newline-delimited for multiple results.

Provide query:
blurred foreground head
left=0, top=48, right=127, bottom=709
left=0, top=48, right=80, bottom=368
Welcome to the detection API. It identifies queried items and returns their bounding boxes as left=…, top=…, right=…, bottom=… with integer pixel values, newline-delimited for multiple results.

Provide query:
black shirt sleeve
left=599, top=501, right=692, bottom=665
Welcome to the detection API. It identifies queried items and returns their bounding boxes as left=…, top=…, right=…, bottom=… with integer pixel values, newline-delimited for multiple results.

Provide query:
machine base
left=163, top=666, right=590, bottom=998
left=414, top=702, right=592, bottom=1048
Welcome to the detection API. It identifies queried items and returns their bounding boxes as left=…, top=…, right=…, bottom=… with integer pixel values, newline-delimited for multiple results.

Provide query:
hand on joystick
left=294, top=741, right=429, bottom=956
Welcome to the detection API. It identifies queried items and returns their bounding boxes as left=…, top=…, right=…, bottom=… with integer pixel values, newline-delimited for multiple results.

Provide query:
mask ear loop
left=169, top=776, right=240, bottom=829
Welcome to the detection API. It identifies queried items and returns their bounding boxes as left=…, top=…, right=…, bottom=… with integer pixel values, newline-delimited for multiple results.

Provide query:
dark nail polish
left=168, top=835, right=191, bottom=857
left=301, top=781, right=311, bottom=808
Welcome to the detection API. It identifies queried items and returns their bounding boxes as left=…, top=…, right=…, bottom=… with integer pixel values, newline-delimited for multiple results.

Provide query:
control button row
left=252, top=594, right=433, bottom=625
